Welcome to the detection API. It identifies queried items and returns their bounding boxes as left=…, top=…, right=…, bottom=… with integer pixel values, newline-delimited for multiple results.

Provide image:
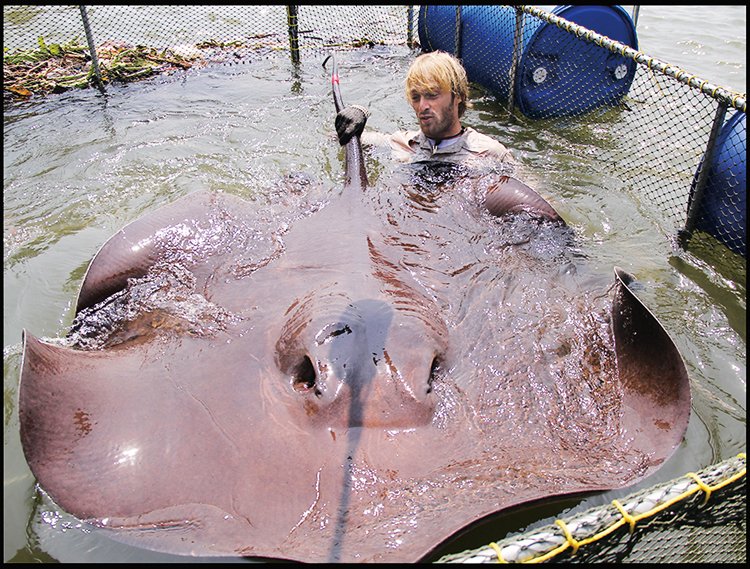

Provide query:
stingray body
left=19, top=64, right=690, bottom=563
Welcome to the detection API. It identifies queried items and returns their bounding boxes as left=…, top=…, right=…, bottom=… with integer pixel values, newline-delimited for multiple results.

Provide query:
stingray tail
left=324, top=53, right=367, bottom=191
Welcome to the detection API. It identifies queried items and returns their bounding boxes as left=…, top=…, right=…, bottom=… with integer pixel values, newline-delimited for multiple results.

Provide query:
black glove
left=335, top=104, right=370, bottom=145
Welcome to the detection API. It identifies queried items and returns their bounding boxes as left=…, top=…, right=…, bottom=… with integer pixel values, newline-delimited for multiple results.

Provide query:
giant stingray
left=19, top=58, right=690, bottom=563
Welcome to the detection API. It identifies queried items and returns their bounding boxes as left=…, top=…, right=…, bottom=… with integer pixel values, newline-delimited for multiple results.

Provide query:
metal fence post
left=679, top=101, right=728, bottom=247
left=407, top=5, right=414, bottom=48
left=508, top=6, right=525, bottom=115
left=79, top=5, right=105, bottom=93
left=287, top=5, right=300, bottom=65
left=453, top=6, right=462, bottom=58
left=631, top=5, right=640, bottom=28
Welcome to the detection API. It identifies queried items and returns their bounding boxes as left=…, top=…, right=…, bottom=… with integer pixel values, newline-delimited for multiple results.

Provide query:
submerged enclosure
left=3, top=4, right=746, bottom=564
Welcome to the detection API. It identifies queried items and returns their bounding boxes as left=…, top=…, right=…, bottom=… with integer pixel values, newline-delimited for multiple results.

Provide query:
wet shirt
left=361, top=126, right=516, bottom=167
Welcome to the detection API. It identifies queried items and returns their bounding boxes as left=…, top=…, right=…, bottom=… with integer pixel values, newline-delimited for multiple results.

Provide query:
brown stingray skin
left=19, top=129, right=690, bottom=562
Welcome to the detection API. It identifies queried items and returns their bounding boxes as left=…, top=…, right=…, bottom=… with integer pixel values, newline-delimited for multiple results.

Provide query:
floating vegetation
left=4, top=34, right=385, bottom=101
left=3, top=36, right=202, bottom=100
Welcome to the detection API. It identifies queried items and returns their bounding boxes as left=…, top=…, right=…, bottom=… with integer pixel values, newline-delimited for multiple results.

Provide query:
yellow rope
left=488, top=541, right=506, bottom=563
left=488, top=453, right=746, bottom=563
left=555, top=519, right=581, bottom=554
left=611, top=499, right=637, bottom=533
left=524, top=541, right=568, bottom=563
left=685, top=472, right=713, bottom=505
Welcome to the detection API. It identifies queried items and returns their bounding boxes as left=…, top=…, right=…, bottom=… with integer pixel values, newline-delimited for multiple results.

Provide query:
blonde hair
left=405, top=51, right=472, bottom=117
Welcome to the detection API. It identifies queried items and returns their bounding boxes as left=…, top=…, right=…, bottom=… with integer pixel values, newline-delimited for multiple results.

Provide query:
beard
left=418, top=99, right=460, bottom=141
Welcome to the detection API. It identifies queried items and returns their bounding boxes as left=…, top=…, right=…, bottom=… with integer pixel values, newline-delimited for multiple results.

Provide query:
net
left=3, top=5, right=745, bottom=260
left=436, top=453, right=746, bottom=564
left=3, top=4, right=746, bottom=564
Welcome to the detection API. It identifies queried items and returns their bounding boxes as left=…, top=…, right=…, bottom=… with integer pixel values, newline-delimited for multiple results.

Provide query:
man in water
left=335, top=50, right=562, bottom=222
left=335, top=50, right=515, bottom=167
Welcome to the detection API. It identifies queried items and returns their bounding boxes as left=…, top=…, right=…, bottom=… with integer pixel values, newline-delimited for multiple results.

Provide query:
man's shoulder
left=462, top=127, right=514, bottom=161
left=463, top=126, right=503, bottom=149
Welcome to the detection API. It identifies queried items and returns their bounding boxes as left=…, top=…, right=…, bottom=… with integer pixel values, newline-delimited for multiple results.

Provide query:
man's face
left=408, top=86, right=462, bottom=140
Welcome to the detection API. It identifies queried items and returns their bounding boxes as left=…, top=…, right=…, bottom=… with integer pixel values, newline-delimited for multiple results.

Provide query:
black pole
left=287, top=5, right=300, bottom=65
left=79, top=5, right=105, bottom=93
left=509, top=6, right=525, bottom=114
left=454, top=6, right=462, bottom=58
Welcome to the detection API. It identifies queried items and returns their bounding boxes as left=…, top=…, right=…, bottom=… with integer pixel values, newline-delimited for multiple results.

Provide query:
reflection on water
left=3, top=45, right=745, bottom=562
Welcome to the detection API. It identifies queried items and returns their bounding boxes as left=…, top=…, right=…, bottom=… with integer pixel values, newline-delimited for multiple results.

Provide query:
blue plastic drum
left=417, top=5, right=639, bottom=119
left=417, top=5, right=461, bottom=54
left=691, top=111, right=747, bottom=256
left=460, top=6, right=535, bottom=103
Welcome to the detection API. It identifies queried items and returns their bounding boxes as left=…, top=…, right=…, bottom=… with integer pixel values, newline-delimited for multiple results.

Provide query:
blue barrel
left=691, top=111, right=746, bottom=256
left=418, top=5, right=638, bottom=119
left=417, top=5, right=461, bottom=54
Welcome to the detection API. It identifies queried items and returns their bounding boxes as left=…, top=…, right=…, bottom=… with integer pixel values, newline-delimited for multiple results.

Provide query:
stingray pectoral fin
left=20, top=331, right=189, bottom=519
left=18, top=330, right=338, bottom=559
left=484, top=176, right=564, bottom=224
left=19, top=330, right=241, bottom=522
left=75, top=190, right=258, bottom=313
left=76, top=190, right=217, bottom=312
left=611, top=267, right=691, bottom=467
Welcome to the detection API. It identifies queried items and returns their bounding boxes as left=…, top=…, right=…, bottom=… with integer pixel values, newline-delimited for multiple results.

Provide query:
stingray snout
left=277, top=305, right=445, bottom=428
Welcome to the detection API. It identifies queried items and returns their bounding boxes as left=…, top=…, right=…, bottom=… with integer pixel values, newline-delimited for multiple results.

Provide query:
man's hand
left=335, top=105, right=370, bottom=145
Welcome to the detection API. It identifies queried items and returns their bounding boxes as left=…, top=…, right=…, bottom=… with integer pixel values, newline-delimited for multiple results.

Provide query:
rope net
left=3, top=4, right=746, bottom=564
left=436, top=453, right=746, bottom=564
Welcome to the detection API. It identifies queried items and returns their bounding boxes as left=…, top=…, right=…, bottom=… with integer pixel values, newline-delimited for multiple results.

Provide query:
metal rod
left=631, top=5, right=640, bottom=28
left=454, top=5, right=462, bottom=58
left=79, top=5, right=105, bottom=93
left=287, top=5, right=300, bottom=65
left=679, top=101, right=728, bottom=247
left=407, top=5, right=414, bottom=48
left=508, top=6, right=525, bottom=114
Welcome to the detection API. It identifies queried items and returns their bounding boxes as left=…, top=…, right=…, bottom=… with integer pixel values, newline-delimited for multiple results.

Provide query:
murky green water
left=4, top=17, right=745, bottom=564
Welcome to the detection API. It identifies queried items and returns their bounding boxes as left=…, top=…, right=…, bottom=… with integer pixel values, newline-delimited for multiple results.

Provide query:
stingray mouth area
left=275, top=295, right=448, bottom=429
left=281, top=350, right=442, bottom=429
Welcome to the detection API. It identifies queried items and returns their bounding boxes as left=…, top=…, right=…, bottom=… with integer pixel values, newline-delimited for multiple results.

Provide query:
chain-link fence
left=417, top=5, right=746, bottom=260
left=3, top=3, right=746, bottom=564
left=3, top=5, right=746, bottom=260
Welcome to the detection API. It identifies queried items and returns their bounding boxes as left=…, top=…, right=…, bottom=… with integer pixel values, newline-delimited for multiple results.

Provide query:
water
left=634, top=4, right=746, bottom=92
left=3, top=5, right=745, bottom=563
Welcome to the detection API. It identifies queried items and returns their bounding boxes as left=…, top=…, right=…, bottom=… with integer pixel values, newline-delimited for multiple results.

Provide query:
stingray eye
left=291, top=355, right=318, bottom=394
left=427, top=357, right=442, bottom=394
